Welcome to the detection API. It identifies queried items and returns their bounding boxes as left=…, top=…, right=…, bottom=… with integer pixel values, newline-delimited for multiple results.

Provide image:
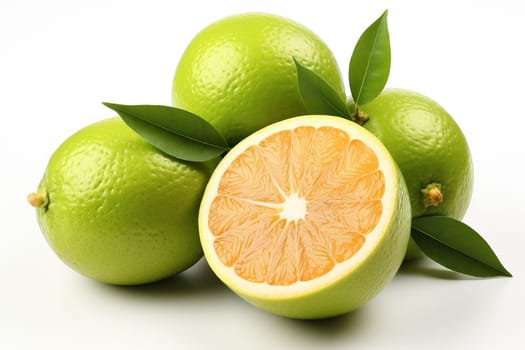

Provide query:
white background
left=2, top=0, right=524, bottom=349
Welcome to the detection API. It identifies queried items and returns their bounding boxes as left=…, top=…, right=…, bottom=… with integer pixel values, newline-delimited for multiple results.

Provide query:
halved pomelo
left=199, top=116, right=411, bottom=319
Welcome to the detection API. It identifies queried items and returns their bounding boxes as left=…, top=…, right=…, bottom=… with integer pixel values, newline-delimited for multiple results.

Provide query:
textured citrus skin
left=172, top=13, right=346, bottom=146
left=199, top=116, right=411, bottom=319
left=34, top=118, right=216, bottom=285
left=349, top=89, right=474, bottom=259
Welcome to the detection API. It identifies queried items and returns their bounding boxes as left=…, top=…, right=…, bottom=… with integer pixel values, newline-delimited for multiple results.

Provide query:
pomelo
left=172, top=13, right=345, bottom=146
left=349, top=89, right=474, bottom=259
left=199, top=116, right=411, bottom=319
left=28, top=118, right=216, bottom=285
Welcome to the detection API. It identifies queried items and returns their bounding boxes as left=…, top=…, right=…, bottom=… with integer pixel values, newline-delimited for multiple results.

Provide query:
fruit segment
left=218, top=145, right=284, bottom=203
left=208, top=126, right=385, bottom=286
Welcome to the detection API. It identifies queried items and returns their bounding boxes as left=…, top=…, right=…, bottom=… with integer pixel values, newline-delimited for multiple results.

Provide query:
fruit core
left=279, top=193, right=307, bottom=223
left=207, top=126, right=386, bottom=286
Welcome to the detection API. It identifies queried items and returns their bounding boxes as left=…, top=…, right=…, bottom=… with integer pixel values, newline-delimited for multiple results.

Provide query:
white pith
left=279, top=193, right=307, bottom=223
left=199, top=116, right=399, bottom=299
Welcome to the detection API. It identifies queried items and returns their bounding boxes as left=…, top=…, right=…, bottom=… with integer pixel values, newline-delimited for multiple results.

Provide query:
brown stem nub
left=27, top=192, right=48, bottom=209
left=351, top=107, right=369, bottom=125
left=421, top=183, right=443, bottom=208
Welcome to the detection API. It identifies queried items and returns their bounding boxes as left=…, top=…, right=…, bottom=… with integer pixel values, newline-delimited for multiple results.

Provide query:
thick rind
left=199, top=115, right=411, bottom=319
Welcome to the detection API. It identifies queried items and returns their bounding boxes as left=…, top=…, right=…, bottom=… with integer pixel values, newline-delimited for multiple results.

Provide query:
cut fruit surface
left=199, top=116, right=411, bottom=319
left=211, top=129, right=384, bottom=285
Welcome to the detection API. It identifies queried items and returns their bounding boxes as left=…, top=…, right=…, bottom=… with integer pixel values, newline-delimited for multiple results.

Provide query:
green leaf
left=349, top=9, right=391, bottom=106
left=103, top=103, right=230, bottom=162
left=293, top=57, right=351, bottom=118
left=411, top=216, right=512, bottom=277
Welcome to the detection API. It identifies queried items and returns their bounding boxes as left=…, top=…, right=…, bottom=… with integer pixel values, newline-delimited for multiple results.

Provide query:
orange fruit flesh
left=208, top=126, right=385, bottom=286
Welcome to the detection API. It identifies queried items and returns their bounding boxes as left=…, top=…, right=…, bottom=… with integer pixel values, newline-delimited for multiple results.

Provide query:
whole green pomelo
left=172, top=12, right=345, bottom=146
left=349, top=89, right=474, bottom=259
left=28, top=118, right=216, bottom=285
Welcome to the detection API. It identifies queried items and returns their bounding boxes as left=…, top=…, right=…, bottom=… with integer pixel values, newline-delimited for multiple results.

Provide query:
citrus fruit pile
left=29, top=11, right=507, bottom=320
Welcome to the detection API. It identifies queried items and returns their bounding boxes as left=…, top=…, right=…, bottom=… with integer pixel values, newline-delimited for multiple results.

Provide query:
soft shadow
left=91, top=258, right=230, bottom=299
left=276, top=307, right=367, bottom=339
left=397, top=258, right=478, bottom=280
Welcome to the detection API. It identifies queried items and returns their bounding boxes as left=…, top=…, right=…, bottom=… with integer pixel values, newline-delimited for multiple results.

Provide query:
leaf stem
left=351, top=105, right=369, bottom=125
